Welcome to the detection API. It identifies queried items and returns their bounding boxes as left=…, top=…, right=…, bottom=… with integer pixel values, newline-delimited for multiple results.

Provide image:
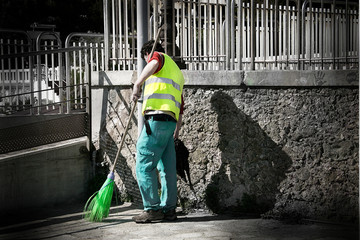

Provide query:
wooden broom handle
left=111, top=101, right=137, bottom=172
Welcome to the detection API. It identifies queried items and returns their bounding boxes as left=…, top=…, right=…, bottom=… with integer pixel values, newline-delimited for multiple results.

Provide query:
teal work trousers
left=135, top=118, right=177, bottom=212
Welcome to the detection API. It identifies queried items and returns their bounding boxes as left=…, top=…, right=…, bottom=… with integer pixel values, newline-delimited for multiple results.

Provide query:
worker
left=131, top=40, right=185, bottom=223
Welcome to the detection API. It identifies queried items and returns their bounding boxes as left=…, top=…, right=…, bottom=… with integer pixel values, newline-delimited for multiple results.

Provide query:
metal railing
left=1, top=0, right=359, bottom=115
left=102, top=0, right=358, bottom=71
left=0, top=30, right=91, bottom=115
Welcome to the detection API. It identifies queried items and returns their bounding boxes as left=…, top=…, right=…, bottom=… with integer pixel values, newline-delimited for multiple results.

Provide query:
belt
left=144, top=114, right=176, bottom=136
left=145, top=114, right=176, bottom=122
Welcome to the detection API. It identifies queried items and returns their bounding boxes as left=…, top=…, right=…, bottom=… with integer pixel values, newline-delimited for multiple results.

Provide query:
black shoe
left=163, top=209, right=177, bottom=221
left=132, top=209, right=164, bottom=223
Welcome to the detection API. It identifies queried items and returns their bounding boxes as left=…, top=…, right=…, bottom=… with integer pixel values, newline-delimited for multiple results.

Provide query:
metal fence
left=0, top=30, right=92, bottom=115
left=0, top=0, right=359, bottom=115
left=103, top=0, right=358, bottom=71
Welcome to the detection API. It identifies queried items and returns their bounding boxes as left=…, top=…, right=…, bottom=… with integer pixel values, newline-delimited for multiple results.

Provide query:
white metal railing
left=0, top=30, right=91, bottom=115
left=103, top=0, right=358, bottom=71
left=1, top=1, right=359, bottom=115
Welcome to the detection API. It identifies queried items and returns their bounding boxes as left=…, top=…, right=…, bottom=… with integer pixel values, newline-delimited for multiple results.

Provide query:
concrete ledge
left=243, top=70, right=359, bottom=87
left=183, top=71, right=243, bottom=86
left=0, top=136, right=88, bottom=161
left=90, top=69, right=358, bottom=87
left=91, top=70, right=135, bottom=87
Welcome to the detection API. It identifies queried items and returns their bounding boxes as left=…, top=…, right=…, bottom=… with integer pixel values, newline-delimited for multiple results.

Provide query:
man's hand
left=173, top=114, right=182, bottom=139
left=131, top=84, right=141, bottom=102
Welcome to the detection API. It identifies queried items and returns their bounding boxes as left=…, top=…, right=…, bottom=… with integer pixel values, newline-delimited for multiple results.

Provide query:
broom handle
left=111, top=101, right=137, bottom=172
left=150, top=27, right=162, bottom=58
left=110, top=27, right=162, bottom=172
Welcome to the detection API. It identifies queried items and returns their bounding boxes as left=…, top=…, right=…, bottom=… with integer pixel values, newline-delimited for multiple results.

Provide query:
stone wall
left=93, top=70, right=358, bottom=223
left=180, top=87, right=358, bottom=223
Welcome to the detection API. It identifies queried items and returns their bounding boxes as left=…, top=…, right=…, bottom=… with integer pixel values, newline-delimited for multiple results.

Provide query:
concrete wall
left=91, top=69, right=358, bottom=223
left=0, top=137, right=92, bottom=213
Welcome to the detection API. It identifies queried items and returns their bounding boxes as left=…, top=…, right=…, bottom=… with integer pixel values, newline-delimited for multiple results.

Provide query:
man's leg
left=157, top=138, right=177, bottom=212
left=134, top=120, right=176, bottom=222
left=135, top=124, right=162, bottom=211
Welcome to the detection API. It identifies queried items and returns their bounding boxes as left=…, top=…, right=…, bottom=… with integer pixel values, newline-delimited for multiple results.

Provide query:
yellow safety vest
left=142, top=53, right=184, bottom=120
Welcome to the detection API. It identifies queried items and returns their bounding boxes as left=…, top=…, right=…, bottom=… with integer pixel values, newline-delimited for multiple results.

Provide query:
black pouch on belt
left=144, top=119, right=152, bottom=135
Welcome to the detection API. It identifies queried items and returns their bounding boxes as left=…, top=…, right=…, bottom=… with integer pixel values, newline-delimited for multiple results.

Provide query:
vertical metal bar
left=73, top=42, right=78, bottom=109
left=250, top=0, right=255, bottom=70
left=112, top=0, right=116, bottom=69
left=285, top=0, right=289, bottom=69
left=226, top=0, right=231, bottom=70
left=125, top=0, right=129, bottom=69
left=86, top=61, right=92, bottom=151
left=332, top=0, right=335, bottom=69
left=181, top=0, right=185, bottom=64
left=230, top=0, right=235, bottom=70
left=192, top=0, right=196, bottom=69
left=29, top=54, right=34, bottom=115
left=36, top=43, right=41, bottom=114
left=274, top=0, right=278, bottom=69
left=79, top=43, right=83, bottom=108
left=20, top=40, right=26, bottom=110
left=14, top=40, right=19, bottom=110
left=256, top=3, right=259, bottom=69
left=103, top=0, right=110, bottom=71
left=309, top=0, right=312, bottom=68
left=321, top=0, right=324, bottom=69
left=130, top=0, right=135, bottom=69
left=119, top=0, right=123, bottom=68
left=215, top=0, right=219, bottom=70
left=51, top=41, right=55, bottom=110
left=7, top=39, right=12, bottom=110
left=137, top=0, right=148, bottom=137
left=206, top=0, right=210, bottom=70
left=221, top=5, right=225, bottom=69
left=90, top=43, right=94, bottom=72
left=58, top=51, right=63, bottom=114
left=0, top=39, right=4, bottom=99
left=172, top=0, right=176, bottom=57
left=44, top=42, right=49, bottom=110
left=238, top=0, right=243, bottom=70
left=247, top=2, right=250, bottom=69
left=345, top=0, right=349, bottom=68
left=297, top=0, right=301, bottom=70
left=279, top=5, right=282, bottom=68
left=152, top=0, right=156, bottom=39
left=65, top=45, right=71, bottom=113
left=198, top=0, right=201, bottom=70
left=263, top=0, right=267, bottom=69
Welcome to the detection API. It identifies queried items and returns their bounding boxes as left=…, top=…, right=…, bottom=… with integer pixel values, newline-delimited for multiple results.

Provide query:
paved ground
left=0, top=202, right=358, bottom=240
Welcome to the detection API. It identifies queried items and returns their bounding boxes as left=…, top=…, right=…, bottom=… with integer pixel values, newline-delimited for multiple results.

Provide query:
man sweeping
left=131, top=40, right=185, bottom=223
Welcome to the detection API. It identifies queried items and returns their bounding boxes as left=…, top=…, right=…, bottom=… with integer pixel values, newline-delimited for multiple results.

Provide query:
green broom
left=83, top=102, right=137, bottom=222
left=83, top=28, right=162, bottom=222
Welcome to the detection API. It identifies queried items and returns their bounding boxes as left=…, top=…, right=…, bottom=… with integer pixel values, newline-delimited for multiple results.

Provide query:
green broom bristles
left=84, top=172, right=115, bottom=222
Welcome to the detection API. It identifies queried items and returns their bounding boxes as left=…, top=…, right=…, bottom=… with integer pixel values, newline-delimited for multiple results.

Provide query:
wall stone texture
left=96, top=85, right=359, bottom=223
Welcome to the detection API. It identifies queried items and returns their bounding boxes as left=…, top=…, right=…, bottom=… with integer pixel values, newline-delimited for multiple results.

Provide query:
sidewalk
left=0, top=202, right=358, bottom=240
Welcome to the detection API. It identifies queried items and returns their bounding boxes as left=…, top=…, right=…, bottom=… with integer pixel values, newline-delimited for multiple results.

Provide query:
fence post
left=250, top=0, right=255, bottom=70
left=103, top=0, right=110, bottom=71
left=226, top=0, right=231, bottom=70
left=86, top=61, right=92, bottom=151
left=297, top=0, right=301, bottom=70
left=137, top=0, right=148, bottom=137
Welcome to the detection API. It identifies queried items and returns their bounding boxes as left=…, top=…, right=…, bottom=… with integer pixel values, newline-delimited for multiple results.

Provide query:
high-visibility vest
left=142, top=53, right=184, bottom=120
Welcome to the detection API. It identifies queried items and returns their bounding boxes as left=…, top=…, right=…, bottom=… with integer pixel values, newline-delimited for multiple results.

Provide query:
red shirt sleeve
left=147, top=51, right=164, bottom=73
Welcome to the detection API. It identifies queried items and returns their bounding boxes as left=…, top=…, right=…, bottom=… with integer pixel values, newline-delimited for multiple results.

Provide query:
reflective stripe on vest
left=143, top=92, right=182, bottom=109
left=144, top=77, right=181, bottom=92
